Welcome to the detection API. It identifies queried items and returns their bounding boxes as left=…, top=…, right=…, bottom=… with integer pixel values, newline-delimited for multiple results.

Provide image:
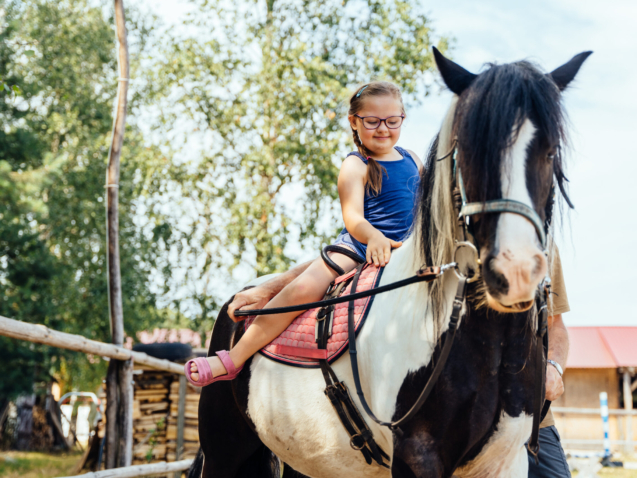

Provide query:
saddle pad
left=244, top=264, right=384, bottom=368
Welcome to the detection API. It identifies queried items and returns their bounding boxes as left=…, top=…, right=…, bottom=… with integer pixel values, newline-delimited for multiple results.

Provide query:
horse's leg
left=195, top=297, right=277, bottom=478
left=391, top=429, right=445, bottom=478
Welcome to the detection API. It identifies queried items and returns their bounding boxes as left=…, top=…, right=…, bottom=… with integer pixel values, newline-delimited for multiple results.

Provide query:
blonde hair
left=349, top=81, right=405, bottom=195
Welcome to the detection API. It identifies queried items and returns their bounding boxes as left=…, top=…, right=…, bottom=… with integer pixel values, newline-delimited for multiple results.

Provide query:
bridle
left=234, top=138, right=554, bottom=463
left=442, top=139, right=548, bottom=284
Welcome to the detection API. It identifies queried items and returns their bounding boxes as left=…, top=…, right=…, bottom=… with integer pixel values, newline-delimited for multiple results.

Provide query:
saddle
left=243, top=258, right=391, bottom=467
left=244, top=263, right=384, bottom=367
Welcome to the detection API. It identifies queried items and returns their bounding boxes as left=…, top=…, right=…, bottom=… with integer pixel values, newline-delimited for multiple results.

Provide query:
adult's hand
left=227, top=286, right=272, bottom=322
left=545, top=364, right=564, bottom=401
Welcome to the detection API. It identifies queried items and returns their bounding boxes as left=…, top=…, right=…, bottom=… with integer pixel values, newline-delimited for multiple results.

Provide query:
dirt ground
left=0, top=451, right=82, bottom=478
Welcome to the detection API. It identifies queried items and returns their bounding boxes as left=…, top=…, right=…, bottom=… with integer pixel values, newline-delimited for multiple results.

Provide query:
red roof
left=567, top=327, right=637, bottom=369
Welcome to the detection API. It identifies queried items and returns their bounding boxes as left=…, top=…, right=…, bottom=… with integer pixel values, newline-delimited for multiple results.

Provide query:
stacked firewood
left=128, top=366, right=200, bottom=466
left=166, top=379, right=200, bottom=461
left=132, top=367, right=171, bottom=464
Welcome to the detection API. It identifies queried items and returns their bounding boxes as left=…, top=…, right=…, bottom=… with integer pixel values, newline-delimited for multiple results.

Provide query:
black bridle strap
left=461, top=200, right=547, bottom=250
left=234, top=266, right=442, bottom=317
left=349, top=264, right=468, bottom=432
left=527, top=292, right=549, bottom=462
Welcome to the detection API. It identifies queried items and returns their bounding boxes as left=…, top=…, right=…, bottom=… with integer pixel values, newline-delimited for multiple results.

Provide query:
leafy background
left=0, top=0, right=445, bottom=399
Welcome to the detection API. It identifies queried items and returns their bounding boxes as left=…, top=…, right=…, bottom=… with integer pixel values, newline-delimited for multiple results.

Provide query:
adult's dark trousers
left=527, top=426, right=571, bottom=477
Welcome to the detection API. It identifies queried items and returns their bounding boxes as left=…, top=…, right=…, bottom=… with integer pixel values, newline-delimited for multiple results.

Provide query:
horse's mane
left=416, top=61, right=570, bottom=329
left=414, top=98, right=457, bottom=330
left=453, top=61, right=568, bottom=205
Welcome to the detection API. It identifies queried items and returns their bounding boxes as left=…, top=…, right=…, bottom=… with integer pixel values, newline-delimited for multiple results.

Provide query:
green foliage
left=0, top=0, right=169, bottom=396
left=0, top=0, right=447, bottom=398
left=145, top=0, right=446, bottom=319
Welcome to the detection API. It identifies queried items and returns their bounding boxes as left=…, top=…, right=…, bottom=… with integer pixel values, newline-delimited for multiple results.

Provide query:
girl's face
left=349, top=95, right=404, bottom=156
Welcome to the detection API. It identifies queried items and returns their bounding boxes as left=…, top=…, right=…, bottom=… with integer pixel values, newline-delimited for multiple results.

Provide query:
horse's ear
left=432, top=46, right=477, bottom=95
left=548, top=51, right=593, bottom=91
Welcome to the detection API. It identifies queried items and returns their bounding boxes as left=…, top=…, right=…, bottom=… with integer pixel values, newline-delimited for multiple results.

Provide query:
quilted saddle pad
left=244, top=264, right=384, bottom=368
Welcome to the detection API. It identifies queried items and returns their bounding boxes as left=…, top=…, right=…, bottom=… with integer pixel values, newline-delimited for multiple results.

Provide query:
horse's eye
left=547, top=148, right=558, bottom=161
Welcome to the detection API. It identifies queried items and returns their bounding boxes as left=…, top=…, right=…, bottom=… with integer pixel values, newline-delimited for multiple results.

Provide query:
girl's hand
left=366, top=232, right=402, bottom=267
left=228, top=287, right=271, bottom=322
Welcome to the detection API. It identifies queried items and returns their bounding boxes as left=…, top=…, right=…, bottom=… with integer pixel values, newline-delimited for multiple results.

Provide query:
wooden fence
left=0, top=316, right=183, bottom=374
left=57, top=459, right=194, bottom=478
left=0, top=314, right=195, bottom=476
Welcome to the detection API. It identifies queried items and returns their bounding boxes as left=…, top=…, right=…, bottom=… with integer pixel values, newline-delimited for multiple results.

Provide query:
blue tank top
left=334, top=146, right=420, bottom=259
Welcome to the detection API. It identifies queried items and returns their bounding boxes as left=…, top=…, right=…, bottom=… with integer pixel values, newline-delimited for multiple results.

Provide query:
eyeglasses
left=354, top=114, right=405, bottom=130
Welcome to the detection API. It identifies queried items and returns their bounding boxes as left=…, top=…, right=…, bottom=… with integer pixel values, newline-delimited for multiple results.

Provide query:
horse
left=189, top=48, right=590, bottom=478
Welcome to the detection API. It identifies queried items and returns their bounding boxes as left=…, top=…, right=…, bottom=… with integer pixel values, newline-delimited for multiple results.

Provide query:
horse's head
left=431, top=48, right=591, bottom=312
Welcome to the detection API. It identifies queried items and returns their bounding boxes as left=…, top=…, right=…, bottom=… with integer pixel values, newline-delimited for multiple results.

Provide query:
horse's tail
left=186, top=448, right=204, bottom=478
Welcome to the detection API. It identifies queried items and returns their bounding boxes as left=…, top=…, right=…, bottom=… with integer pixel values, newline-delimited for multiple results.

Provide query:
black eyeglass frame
left=354, top=114, right=405, bottom=130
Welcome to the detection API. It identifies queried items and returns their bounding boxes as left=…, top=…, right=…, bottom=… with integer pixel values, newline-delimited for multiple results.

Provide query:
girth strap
left=348, top=263, right=468, bottom=433
left=315, top=267, right=390, bottom=468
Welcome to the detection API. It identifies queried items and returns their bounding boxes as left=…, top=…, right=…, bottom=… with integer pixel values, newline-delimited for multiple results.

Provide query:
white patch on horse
left=496, top=119, right=537, bottom=251
left=455, top=412, right=533, bottom=478
left=490, top=119, right=548, bottom=304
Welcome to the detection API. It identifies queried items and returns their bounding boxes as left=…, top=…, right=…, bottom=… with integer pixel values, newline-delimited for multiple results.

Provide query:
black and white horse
left=190, top=49, right=590, bottom=478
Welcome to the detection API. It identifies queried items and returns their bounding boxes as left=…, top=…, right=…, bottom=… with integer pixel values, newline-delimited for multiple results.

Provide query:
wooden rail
left=0, top=315, right=185, bottom=375
left=56, top=459, right=193, bottom=478
left=552, top=406, right=637, bottom=416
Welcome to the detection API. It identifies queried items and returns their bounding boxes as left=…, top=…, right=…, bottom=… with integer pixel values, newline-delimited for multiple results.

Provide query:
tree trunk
left=105, top=0, right=130, bottom=468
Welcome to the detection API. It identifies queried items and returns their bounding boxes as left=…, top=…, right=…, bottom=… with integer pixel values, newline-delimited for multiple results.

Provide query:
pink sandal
left=184, top=350, right=243, bottom=387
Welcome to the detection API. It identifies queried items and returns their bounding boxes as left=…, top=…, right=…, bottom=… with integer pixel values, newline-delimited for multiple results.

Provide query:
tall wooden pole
left=624, top=369, right=634, bottom=454
left=105, top=0, right=130, bottom=469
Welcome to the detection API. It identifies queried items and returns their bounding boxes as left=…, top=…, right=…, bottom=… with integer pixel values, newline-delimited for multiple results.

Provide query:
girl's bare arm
left=338, top=156, right=401, bottom=266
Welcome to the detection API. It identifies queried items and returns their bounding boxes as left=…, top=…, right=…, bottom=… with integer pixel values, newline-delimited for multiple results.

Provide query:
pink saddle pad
left=244, top=264, right=384, bottom=368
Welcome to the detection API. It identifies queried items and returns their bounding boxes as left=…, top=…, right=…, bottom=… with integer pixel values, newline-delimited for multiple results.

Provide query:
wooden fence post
left=105, top=0, right=130, bottom=468
left=174, top=375, right=187, bottom=478
left=623, top=369, right=634, bottom=454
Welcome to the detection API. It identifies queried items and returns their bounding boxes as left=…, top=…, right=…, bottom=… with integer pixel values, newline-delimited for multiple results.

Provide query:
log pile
left=128, top=366, right=200, bottom=466
left=166, top=380, right=200, bottom=461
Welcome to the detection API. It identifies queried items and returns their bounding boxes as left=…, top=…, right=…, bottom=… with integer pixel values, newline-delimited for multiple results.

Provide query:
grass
left=0, top=451, right=82, bottom=478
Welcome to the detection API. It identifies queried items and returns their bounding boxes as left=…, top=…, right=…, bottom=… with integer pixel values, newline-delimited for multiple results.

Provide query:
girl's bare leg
left=190, top=251, right=359, bottom=381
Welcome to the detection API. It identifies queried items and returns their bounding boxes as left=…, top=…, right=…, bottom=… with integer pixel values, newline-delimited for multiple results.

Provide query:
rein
left=233, top=263, right=456, bottom=317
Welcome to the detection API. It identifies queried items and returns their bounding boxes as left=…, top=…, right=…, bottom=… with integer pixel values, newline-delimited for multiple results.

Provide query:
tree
left=0, top=0, right=171, bottom=396
left=145, top=0, right=447, bottom=324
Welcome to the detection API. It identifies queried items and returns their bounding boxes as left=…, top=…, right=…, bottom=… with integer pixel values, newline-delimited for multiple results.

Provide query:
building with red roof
left=553, top=327, right=637, bottom=451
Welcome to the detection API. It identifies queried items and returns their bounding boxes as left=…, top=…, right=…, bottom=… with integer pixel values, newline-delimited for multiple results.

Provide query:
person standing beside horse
left=527, top=246, right=572, bottom=478
left=185, top=81, right=423, bottom=387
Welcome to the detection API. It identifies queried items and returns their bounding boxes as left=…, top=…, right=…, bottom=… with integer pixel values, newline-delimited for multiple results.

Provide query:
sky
left=140, top=0, right=637, bottom=327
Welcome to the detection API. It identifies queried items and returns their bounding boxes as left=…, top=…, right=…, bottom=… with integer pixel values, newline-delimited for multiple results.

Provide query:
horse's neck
left=356, top=235, right=459, bottom=421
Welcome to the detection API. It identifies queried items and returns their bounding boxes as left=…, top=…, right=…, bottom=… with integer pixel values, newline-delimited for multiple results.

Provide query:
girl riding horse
left=186, top=81, right=423, bottom=387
